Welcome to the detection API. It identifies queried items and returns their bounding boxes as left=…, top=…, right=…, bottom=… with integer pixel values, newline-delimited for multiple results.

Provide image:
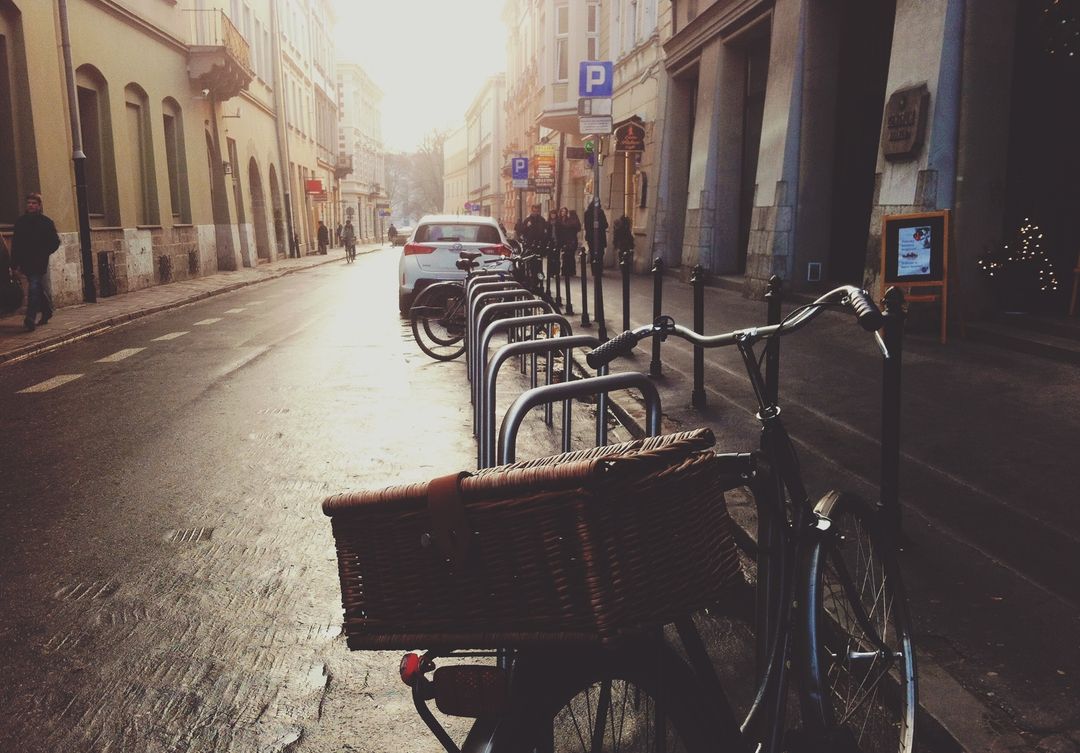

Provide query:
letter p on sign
left=579, top=61, right=613, bottom=98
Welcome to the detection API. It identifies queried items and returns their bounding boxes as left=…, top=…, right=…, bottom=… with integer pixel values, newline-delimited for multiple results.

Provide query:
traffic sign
left=579, top=115, right=613, bottom=135
left=579, top=61, right=613, bottom=98
left=511, top=156, right=529, bottom=189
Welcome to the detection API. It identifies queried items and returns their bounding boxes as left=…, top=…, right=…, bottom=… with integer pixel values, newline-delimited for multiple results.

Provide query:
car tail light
left=480, top=244, right=511, bottom=257
left=404, top=243, right=437, bottom=255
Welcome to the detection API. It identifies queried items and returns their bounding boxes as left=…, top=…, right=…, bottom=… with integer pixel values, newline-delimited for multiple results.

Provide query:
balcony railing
left=187, top=9, right=253, bottom=100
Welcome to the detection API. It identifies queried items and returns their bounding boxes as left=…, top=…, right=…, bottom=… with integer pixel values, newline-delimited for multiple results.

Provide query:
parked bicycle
left=409, top=250, right=553, bottom=361
left=326, top=285, right=915, bottom=753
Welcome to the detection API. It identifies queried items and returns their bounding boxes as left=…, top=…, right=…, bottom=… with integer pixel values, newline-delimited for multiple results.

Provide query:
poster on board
left=882, top=211, right=947, bottom=284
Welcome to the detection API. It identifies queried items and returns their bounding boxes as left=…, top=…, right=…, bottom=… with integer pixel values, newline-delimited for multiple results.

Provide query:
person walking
left=387, top=223, right=397, bottom=245
left=335, top=223, right=343, bottom=247
left=10, top=192, right=60, bottom=332
left=583, top=199, right=608, bottom=274
left=317, top=221, right=330, bottom=255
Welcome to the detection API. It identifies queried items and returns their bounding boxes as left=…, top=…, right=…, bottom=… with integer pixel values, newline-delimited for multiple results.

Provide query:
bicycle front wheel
left=494, top=643, right=731, bottom=753
left=410, top=283, right=467, bottom=361
left=800, top=493, right=917, bottom=752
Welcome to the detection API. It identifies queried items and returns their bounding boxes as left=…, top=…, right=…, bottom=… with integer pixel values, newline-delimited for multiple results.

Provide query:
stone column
left=680, top=38, right=746, bottom=276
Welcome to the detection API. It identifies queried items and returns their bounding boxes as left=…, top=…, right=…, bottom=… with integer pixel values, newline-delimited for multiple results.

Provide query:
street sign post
left=579, top=116, right=613, bottom=135
left=579, top=61, right=614, bottom=98
left=511, top=156, right=529, bottom=189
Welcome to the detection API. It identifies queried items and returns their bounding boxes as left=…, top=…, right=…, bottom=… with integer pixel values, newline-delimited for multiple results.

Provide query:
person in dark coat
left=10, top=192, right=60, bottom=332
left=317, top=221, right=330, bottom=254
left=519, top=204, right=550, bottom=256
left=583, top=199, right=608, bottom=271
left=562, top=208, right=582, bottom=275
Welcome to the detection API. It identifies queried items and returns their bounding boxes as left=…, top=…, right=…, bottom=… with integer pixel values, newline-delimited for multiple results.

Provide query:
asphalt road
left=0, top=249, right=495, bottom=752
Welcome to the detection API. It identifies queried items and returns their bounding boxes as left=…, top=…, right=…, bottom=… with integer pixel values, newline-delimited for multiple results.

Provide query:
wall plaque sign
left=881, top=84, right=930, bottom=161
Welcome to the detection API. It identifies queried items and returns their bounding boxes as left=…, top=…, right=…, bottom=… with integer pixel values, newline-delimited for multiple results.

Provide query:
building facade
left=0, top=0, right=341, bottom=310
left=336, top=63, right=386, bottom=242
left=649, top=0, right=1078, bottom=322
left=465, top=75, right=506, bottom=219
left=443, top=124, right=468, bottom=215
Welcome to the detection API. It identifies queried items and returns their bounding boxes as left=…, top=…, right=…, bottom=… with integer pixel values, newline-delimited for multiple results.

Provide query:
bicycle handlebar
left=585, top=285, right=884, bottom=369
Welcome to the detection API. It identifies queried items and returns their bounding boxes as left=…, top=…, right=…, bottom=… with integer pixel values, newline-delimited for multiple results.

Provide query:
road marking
left=193, top=318, right=222, bottom=326
left=97, top=348, right=145, bottom=363
left=152, top=331, right=189, bottom=341
left=18, top=374, right=83, bottom=393
left=246, top=301, right=264, bottom=306
left=223, top=308, right=246, bottom=314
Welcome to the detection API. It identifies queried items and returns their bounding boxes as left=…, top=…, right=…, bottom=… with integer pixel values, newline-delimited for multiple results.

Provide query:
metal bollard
left=579, top=248, right=591, bottom=326
left=619, top=248, right=633, bottom=332
left=593, top=251, right=607, bottom=342
left=562, top=251, right=574, bottom=315
left=649, top=256, right=664, bottom=378
left=764, top=275, right=783, bottom=406
left=881, top=286, right=906, bottom=538
left=690, top=264, right=706, bottom=409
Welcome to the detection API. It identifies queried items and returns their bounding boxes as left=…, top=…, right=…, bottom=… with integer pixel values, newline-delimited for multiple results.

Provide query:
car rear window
left=415, top=223, right=501, bottom=244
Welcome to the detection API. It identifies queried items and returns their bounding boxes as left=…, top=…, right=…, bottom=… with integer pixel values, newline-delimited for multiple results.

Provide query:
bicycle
left=409, top=250, right=554, bottom=362
left=328, top=285, right=915, bottom=753
left=345, top=239, right=357, bottom=263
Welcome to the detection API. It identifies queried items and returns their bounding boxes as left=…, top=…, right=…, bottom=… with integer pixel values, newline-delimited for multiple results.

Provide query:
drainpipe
left=269, top=0, right=296, bottom=257
left=57, top=0, right=96, bottom=302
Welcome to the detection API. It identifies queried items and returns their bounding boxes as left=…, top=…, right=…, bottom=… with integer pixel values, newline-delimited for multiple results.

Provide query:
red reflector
left=400, top=653, right=423, bottom=685
left=480, top=244, right=511, bottom=257
left=404, top=243, right=437, bottom=255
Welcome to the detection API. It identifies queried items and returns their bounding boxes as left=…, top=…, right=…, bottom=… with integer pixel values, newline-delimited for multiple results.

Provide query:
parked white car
left=397, top=214, right=512, bottom=315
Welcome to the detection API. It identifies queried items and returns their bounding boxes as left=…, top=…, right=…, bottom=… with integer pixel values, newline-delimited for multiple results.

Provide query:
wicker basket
left=322, top=428, right=747, bottom=650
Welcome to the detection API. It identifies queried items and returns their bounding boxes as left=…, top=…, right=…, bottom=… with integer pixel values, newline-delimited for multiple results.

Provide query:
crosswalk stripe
left=97, top=348, right=146, bottom=363
left=223, top=308, right=245, bottom=314
left=18, top=374, right=84, bottom=393
left=193, top=318, right=222, bottom=326
left=152, top=331, right=189, bottom=341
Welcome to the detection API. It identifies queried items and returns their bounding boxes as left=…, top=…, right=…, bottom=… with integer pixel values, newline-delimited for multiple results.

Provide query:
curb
left=0, top=251, right=360, bottom=367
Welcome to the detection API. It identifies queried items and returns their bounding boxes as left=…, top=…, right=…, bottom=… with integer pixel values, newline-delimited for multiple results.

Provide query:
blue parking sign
left=579, top=61, right=613, bottom=98
left=511, top=157, right=529, bottom=180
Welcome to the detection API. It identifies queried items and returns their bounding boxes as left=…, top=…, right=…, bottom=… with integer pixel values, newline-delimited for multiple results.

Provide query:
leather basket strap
left=427, top=471, right=472, bottom=566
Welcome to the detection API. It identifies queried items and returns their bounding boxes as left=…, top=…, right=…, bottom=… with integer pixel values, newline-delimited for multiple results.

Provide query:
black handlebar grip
left=586, top=330, right=641, bottom=369
left=847, top=289, right=884, bottom=331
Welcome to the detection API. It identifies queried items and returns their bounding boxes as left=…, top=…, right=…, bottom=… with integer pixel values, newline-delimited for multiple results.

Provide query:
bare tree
left=411, top=129, right=446, bottom=215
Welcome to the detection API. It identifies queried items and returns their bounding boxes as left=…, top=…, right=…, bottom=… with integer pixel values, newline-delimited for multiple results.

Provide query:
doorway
left=248, top=158, right=271, bottom=262
left=826, top=0, right=896, bottom=284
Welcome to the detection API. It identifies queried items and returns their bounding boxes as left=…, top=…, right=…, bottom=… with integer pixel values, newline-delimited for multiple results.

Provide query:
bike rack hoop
left=498, top=372, right=662, bottom=464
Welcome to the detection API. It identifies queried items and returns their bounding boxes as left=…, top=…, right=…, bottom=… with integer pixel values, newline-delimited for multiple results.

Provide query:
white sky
left=331, top=0, right=508, bottom=153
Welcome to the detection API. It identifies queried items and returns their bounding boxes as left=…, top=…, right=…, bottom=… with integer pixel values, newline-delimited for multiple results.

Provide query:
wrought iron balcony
left=188, top=10, right=253, bottom=101
left=335, top=155, right=354, bottom=179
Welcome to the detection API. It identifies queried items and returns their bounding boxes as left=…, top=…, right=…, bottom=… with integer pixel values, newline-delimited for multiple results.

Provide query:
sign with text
left=579, top=61, right=613, bottom=98
left=579, top=115, right=613, bottom=135
left=533, top=144, right=557, bottom=191
left=881, top=84, right=929, bottom=161
left=881, top=210, right=951, bottom=344
left=614, top=122, right=645, bottom=153
left=565, top=146, right=588, bottom=160
left=305, top=179, right=324, bottom=195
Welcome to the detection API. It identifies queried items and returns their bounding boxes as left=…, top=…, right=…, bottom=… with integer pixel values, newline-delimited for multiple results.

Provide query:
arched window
left=161, top=97, right=191, bottom=223
left=124, top=83, right=159, bottom=225
left=76, top=64, right=119, bottom=226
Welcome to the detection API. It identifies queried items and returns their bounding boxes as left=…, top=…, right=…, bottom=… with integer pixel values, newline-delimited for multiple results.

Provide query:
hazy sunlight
left=332, top=0, right=508, bottom=153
